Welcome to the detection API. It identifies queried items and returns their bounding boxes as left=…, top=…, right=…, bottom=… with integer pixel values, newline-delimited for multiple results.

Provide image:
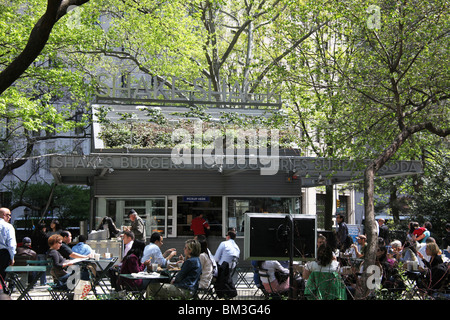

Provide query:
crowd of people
left=1, top=205, right=449, bottom=300
left=116, top=229, right=240, bottom=299
left=251, top=215, right=450, bottom=300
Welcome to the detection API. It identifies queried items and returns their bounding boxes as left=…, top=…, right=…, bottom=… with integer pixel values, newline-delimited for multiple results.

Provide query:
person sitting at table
left=141, top=232, right=177, bottom=269
left=59, top=231, right=90, bottom=260
left=120, top=230, right=135, bottom=266
left=391, top=239, right=418, bottom=264
left=417, top=237, right=446, bottom=268
left=118, top=239, right=152, bottom=291
left=47, top=234, right=76, bottom=289
left=71, top=235, right=93, bottom=256
left=417, top=242, right=448, bottom=294
left=257, top=260, right=290, bottom=295
left=303, top=243, right=346, bottom=300
left=197, top=235, right=214, bottom=289
left=14, top=237, right=37, bottom=266
left=303, top=244, right=340, bottom=280
left=377, top=242, right=405, bottom=293
left=13, top=237, right=37, bottom=287
left=351, top=235, right=367, bottom=259
left=146, top=239, right=202, bottom=300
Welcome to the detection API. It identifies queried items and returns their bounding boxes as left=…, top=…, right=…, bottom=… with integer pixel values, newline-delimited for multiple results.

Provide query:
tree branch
left=0, top=0, right=91, bottom=95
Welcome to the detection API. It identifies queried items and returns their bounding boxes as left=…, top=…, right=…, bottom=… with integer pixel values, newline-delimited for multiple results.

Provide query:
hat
left=22, top=237, right=32, bottom=244
left=356, top=235, right=366, bottom=240
left=128, top=209, right=137, bottom=216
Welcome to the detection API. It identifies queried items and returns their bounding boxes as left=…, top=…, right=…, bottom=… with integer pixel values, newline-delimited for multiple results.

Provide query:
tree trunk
left=356, top=163, right=378, bottom=299
left=355, top=123, right=449, bottom=299
left=324, top=184, right=334, bottom=231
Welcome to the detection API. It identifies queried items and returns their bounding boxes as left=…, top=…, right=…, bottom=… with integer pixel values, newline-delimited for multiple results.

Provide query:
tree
left=323, top=0, right=449, bottom=297
left=6, top=181, right=89, bottom=220
left=60, top=0, right=326, bottom=101
left=0, top=1, right=94, bottom=184
left=274, top=0, right=449, bottom=298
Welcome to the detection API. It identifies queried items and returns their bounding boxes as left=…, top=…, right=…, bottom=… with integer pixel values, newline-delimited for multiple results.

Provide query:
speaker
left=244, top=213, right=316, bottom=261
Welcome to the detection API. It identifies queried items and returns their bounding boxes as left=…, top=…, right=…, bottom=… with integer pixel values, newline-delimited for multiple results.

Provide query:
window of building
left=102, top=197, right=167, bottom=237
left=176, top=196, right=222, bottom=237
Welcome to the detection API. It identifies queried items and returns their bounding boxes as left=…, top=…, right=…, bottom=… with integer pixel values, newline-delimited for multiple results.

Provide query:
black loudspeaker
left=244, top=213, right=316, bottom=261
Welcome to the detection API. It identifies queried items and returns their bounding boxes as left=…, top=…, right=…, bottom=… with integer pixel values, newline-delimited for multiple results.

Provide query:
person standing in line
left=0, top=208, right=16, bottom=292
left=378, top=218, right=390, bottom=244
left=336, top=214, right=348, bottom=251
left=190, top=213, right=210, bottom=237
left=414, top=221, right=432, bottom=245
left=197, top=235, right=214, bottom=289
left=351, top=235, right=367, bottom=259
left=128, top=209, right=146, bottom=242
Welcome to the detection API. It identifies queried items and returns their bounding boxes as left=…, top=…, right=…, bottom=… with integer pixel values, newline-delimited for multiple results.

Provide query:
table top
left=72, top=257, right=118, bottom=264
left=6, top=265, right=47, bottom=272
left=120, top=272, right=170, bottom=280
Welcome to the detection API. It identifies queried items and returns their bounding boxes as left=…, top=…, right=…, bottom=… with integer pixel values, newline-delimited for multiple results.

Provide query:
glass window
left=101, top=197, right=168, bottom=238
left=316, top=195, right=325, bottom=230
left=226, top=197, right=301, bottom=237
left=177, top=196, right=222, bottom=237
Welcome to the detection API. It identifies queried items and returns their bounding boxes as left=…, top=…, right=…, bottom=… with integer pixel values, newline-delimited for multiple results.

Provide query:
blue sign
left=183, top=196, right=210, bottom=202
left=347, top=224, right=362, bottom=243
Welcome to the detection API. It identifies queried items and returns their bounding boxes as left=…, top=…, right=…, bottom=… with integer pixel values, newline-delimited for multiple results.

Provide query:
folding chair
left=47, top=268, right=75, bottom=300
left=235, top=267, right=254, bottom=288
left=257, top=267, right=287, bottom=300
left=48, top=282, right=75, bottom=300
left=195, top=277, right=217, bottom=300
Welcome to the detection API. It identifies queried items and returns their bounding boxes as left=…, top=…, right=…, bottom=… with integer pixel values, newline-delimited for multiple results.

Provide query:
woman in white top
left=197, top=236, right=214, bottom=289
left=258, top=260, right=290, bottom=293
left=303, top=244, right=340, bottom=280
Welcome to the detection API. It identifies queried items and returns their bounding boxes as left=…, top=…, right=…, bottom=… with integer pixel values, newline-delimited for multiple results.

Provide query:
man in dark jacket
left=336, top=214, right=348, bottom=251
left=378, top=218, right=390, bottom=244
left=14, top=237, right=36, bottom=266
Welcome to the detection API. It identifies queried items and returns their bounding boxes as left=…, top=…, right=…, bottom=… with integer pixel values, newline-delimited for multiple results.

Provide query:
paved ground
left=7, top=271, right=264, bottom=301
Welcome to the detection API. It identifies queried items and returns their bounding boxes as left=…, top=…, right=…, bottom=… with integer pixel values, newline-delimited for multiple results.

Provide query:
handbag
left=274, top=270, right=289, bottom=284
